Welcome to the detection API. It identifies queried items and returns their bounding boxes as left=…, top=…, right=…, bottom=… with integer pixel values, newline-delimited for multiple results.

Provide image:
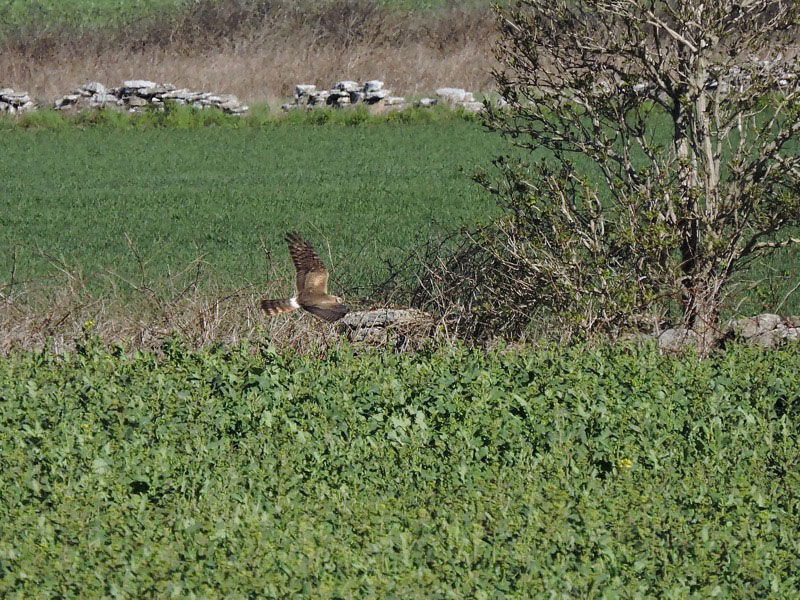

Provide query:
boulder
left=657, top=328, right=699, bottom=353
left=334, top=80, right=360, bottom=92
left=460, top=101, right=484, bottom=113
left=364, top=89, right=389, bottom=104
left=338, top=309, right=434, bottom=348
left=0, top=88, right=35, bottom=113
left=726, top=314, right=800, bottom=348
left=80, top=81, right=106, bottom=95
left=436, top=87, right=467, bottom=104
left=295, top=84, right=317, bottom=100
left=122, top=79, right=159, bottom=89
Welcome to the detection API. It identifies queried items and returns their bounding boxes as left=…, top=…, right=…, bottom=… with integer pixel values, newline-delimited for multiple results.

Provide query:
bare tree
left=471, top=0, right=800, bottom=352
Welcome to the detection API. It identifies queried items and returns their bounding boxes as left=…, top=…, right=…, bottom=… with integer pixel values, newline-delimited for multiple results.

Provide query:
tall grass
left=1, top=0, right=498, bottom=105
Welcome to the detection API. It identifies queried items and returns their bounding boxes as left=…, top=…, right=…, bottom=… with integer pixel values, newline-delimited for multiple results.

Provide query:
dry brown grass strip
left=1, top=0, right=499, bottom=105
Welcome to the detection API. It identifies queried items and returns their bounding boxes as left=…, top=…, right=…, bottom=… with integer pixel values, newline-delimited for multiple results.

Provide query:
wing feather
left=285, top=232, right=329, bottom=295
left=302, top=301, right=350, bottom=323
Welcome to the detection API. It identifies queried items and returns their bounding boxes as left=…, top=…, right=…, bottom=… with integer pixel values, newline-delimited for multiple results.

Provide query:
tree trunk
left=683, top=279, right=722, bottom=356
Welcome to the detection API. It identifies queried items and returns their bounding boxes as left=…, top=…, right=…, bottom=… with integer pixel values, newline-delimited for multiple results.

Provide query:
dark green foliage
left=1, top=341, right=799, bottom=596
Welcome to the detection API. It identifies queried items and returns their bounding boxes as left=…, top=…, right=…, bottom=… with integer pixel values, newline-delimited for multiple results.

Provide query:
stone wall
left=281, top=80, right=485, bottom=113
left=0, top=88, right=35, bottom=114
left=2, top=79, right=488, bottom=117
left=658, top=314, right=800, bottom=353
left=54, top=80, right=249, bottom=115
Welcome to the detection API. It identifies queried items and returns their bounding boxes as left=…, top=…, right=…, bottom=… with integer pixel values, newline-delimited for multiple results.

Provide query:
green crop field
left=1, top=340, right=799, bottom=596
left=2, top=110, right=798, bottom=318
left=0, top=115, right=502, bottom=298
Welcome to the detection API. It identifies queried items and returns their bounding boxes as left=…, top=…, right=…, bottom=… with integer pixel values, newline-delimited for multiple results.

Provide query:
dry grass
left=0, top=247, right=357, bottom=355
left=0, top=236, right=458, bottom=356
left=1, top=0, right=499, bottom=105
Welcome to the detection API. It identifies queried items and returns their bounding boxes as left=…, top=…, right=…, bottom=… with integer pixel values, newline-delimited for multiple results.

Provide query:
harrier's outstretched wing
left=285, top=231, right=329, bottom=296
left=303, top=299, right=350, bottom=323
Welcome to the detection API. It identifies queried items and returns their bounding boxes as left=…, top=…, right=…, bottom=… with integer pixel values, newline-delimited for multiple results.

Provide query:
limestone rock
left=126, top=96, right=148, bottom=108
left=436, top=87, right=467, bottom=104
left=460, top=101, right=484, bottom=113
left=729, top=314, right=781, bottom=339
left=80, top=81, right=106, bottom=95
left=0, top=88, right=35, bottom=113
left=122, top=79, right=158, bottom=89
left=295, top=84, right=316, bottom=100
left=52, top=80, right=248, bottom=115
left=338, top=309, right=434, bottom=348
left=726, top=314, right=800, bottom=348
left=334, top=80, right=360, bottom=92
left=658, top=328, right=699, bottom=353
left=364, top=89, right=389, bottom=104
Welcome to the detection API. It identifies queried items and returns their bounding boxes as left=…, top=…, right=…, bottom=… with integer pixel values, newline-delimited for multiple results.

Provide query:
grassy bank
left=1, top=340, right=798, bottom=596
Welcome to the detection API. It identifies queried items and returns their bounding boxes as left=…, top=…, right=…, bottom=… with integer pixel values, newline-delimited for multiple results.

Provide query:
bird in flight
left=261, top=232, right=349, bottom=322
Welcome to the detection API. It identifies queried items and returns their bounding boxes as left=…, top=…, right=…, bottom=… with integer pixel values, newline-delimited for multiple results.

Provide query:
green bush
left=0, top=340, right=798, bottom=596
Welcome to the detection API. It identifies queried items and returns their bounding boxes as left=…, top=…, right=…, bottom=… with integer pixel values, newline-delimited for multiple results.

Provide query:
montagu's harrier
left=261, top=232, right=349, bottom=322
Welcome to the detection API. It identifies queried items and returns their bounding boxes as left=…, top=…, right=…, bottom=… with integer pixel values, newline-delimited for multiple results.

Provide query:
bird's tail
left=260, top=298, right=298, bottom=316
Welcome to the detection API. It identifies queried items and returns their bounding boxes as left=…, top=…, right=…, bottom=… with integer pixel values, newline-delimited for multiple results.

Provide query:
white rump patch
left=289, top=297, right=300, bottom=309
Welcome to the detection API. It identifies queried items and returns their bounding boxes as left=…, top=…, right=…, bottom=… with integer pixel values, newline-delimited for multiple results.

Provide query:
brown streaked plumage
left=260, top=232, right=349, bottom=322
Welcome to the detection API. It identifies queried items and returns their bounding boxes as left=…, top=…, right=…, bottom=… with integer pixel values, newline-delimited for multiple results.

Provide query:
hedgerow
left=0, top=339, right=798, bottom=596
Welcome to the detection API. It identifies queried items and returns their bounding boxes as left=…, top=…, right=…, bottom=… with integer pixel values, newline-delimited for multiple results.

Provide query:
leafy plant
left=1, top=340, right=799, bottom=596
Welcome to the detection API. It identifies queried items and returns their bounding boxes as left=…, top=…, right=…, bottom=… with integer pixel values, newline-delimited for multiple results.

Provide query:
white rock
left=365, top=89, right=389, bottom=101
left=385, top=96, right=405, bottom=105
left=138, top=84, right=174, bottom=97
left=89, top=94, right=120, bottom=107
left=436, top=87, right=467, bottom=103
left=364, top=80, right=384, bottom=93
left=80, top=81, right=106, bottom=95
left=126, top=96, right=148, bottom=107
left=416, top=97, right=437, bottom=107
left=122, top=80, right=158, bottom=89
left=308, top=91, right=330, bottom=105
left=460, top=101, right=484, bottom=113
left=463, top=91, right=474, bottom=102
left=56, top=94, right=81, bottom=107
left=295, top=84, right=316, bottom=99
left=334, top=80, right=360, bottom=92
left=658, top=328, right=699, bottom=353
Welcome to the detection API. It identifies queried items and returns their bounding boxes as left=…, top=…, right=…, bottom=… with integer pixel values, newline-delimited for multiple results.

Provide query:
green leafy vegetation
left=1, top=340, right=798, bottom=596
